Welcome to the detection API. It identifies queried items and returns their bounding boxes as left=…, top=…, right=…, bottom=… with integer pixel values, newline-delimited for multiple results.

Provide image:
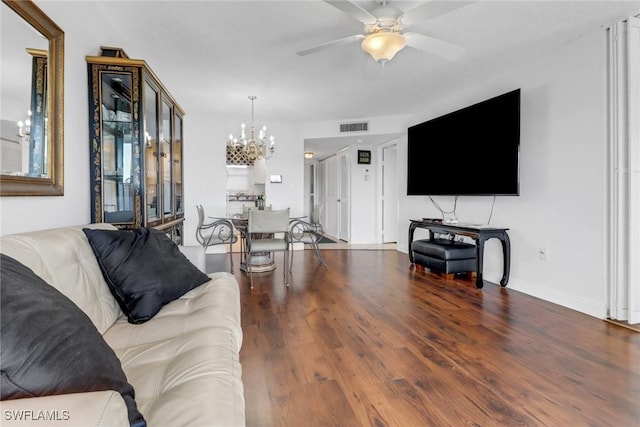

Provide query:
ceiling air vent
left=339, top=122, right=368, bottom=133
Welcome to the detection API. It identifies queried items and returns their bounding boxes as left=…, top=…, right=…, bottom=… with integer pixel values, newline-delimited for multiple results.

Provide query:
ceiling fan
left=297, top=0, right=474, bottom=64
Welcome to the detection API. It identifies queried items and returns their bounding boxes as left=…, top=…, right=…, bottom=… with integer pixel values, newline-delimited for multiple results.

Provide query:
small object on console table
left=408, top=219, right=511, bottom=289
left=422, top=218, right=442, bottom=223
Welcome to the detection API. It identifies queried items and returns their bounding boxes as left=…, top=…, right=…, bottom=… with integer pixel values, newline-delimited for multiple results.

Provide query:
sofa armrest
left=178, top=245, right=206, bottom=273
left=0, top=391, right=130, bottom=427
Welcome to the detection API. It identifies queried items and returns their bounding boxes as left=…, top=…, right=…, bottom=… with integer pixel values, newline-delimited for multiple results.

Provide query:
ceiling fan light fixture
left=361, top=31, right=406, bottom=63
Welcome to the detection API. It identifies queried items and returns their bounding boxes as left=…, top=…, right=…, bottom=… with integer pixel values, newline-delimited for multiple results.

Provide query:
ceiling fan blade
left=324, top=0, right=377, bottom=24
left=297, top=34, right=365, bottom=56
left=404, top=32, right=465, bottom=61
left=400, top=1, right=475, bottom=26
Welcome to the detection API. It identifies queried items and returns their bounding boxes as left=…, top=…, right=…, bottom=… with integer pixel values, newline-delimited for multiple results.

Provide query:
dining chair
left=195, top=205, right=237, bottom=273
left=289, top=215, right=329, bottom=273
left=246, top=208, right=290, bottom=289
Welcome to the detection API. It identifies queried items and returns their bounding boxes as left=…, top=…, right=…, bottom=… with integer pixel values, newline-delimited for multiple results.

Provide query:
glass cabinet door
left=143, top=81, right=160, bottom=224
left=101, top=72, right=134, bottom=223
left=161, top=99, right=173, bottom=219
left=173, top=113, right=183, bottom=215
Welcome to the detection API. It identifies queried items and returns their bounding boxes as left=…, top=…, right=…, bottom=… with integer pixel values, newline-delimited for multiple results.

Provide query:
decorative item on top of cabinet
left=87, top=47, right=185, bottom=244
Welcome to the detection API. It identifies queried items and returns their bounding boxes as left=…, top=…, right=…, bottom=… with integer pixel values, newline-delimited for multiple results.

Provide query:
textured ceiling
left=48, top=0, right=639, bottom=122
left=7, top=0, right=640, bottom=159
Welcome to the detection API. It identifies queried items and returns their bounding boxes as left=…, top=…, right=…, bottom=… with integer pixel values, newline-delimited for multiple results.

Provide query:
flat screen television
left=407, top=89, right=520, bottom=196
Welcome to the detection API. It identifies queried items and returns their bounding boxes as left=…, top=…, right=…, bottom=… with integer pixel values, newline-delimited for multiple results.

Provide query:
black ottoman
left=411, top=238, right=477, bottom=277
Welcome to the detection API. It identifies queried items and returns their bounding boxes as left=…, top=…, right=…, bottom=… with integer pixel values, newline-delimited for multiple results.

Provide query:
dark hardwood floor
left=218, top=249, right=639, bottom=426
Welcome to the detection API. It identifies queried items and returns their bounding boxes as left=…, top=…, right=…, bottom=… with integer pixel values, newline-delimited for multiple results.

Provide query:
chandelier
left=227, top=96, right=275, bottom=163
left=17, top=110, right=32, bottom=139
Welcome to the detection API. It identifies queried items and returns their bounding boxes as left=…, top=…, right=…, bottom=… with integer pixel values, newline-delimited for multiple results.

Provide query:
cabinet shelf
left=102, top=79, right=132, bottom=103
left=103, top=119, right=132, bottom=124
left=103, top=174, right=126, bottom=181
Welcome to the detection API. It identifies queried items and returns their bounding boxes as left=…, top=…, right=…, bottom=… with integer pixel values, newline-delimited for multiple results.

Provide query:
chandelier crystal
left=227, top=96, right=275, bottom=163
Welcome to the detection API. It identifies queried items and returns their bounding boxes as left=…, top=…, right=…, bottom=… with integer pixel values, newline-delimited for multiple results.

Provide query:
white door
left=324, top=156, right=338, bottom=238
left=338, top=149, right=349, bottom=241
left=382, top=145, right=398, bottom=243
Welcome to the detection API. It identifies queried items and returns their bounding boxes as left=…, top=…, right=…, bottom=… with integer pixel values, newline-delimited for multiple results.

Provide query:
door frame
left=337, top=148, right=350, bottom=242
left=321, top=155, right=338, bottom=238
left=376, top=139, right=399, bottom=244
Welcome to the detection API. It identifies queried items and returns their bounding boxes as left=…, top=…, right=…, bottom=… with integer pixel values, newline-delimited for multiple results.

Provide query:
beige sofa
left=0, top=224, right=245, bottom=426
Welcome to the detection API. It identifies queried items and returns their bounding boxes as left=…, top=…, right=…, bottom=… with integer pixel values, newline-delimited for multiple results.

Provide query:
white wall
left=301, top=114, right=411, bottom=140
left=397, top=28, right=609, bottom=318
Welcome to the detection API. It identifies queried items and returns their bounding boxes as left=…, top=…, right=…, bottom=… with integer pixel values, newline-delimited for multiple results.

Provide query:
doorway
left=323, top=155, right=338, bottom=238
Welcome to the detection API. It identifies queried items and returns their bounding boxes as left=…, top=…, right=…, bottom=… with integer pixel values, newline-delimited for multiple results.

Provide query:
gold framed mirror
left=1, top=0, right=64, bottom=196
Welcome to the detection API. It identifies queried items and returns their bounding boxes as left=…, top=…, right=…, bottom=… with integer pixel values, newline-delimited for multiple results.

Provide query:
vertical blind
left=608, top=16, right=640, bottom=324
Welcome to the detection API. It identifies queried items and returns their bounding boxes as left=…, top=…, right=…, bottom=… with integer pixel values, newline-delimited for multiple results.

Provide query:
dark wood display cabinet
left=87, top=47, right=185, bottom=243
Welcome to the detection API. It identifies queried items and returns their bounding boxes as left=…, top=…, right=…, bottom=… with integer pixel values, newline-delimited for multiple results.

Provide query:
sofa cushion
left=104, top=273, right=243, bottom=352
left=103, top=275, right=245, bottom=426
left=0, top=253, right=146, bottom=427
left=83, top=227, right=210, bottom=324
left=0, top=224, right=122, bottom=334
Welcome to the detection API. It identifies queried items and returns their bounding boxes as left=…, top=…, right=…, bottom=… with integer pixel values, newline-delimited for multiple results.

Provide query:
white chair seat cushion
left=249, top=238, right=288, bottom=252
left=102, top=273, right=245, bottom=426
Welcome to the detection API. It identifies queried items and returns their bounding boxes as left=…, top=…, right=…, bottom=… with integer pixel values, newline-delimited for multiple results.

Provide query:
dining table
left=210, top=213, right=307, bottom=273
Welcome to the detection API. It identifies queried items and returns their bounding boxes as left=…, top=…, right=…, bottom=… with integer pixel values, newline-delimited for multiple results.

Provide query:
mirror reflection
left=0, top=9, right=48, bottom=177
left=1, top=0, right=64, bottom=196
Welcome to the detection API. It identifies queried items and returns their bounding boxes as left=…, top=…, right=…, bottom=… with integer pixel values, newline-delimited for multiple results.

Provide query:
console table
left=408, top=220, right=511, bottom=289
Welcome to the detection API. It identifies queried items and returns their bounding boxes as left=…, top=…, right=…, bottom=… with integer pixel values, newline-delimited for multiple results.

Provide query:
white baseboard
left=484, top=269, right=607, bottom=320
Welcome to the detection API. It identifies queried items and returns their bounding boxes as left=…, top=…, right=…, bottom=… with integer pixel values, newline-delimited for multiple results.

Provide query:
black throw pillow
left=83, top=227, right=210, bottom=324
left=0, top=253, right=146, bottom=427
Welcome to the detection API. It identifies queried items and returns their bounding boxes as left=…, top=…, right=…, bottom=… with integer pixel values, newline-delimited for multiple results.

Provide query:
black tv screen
left=407, top=89, right=520, bottom=196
